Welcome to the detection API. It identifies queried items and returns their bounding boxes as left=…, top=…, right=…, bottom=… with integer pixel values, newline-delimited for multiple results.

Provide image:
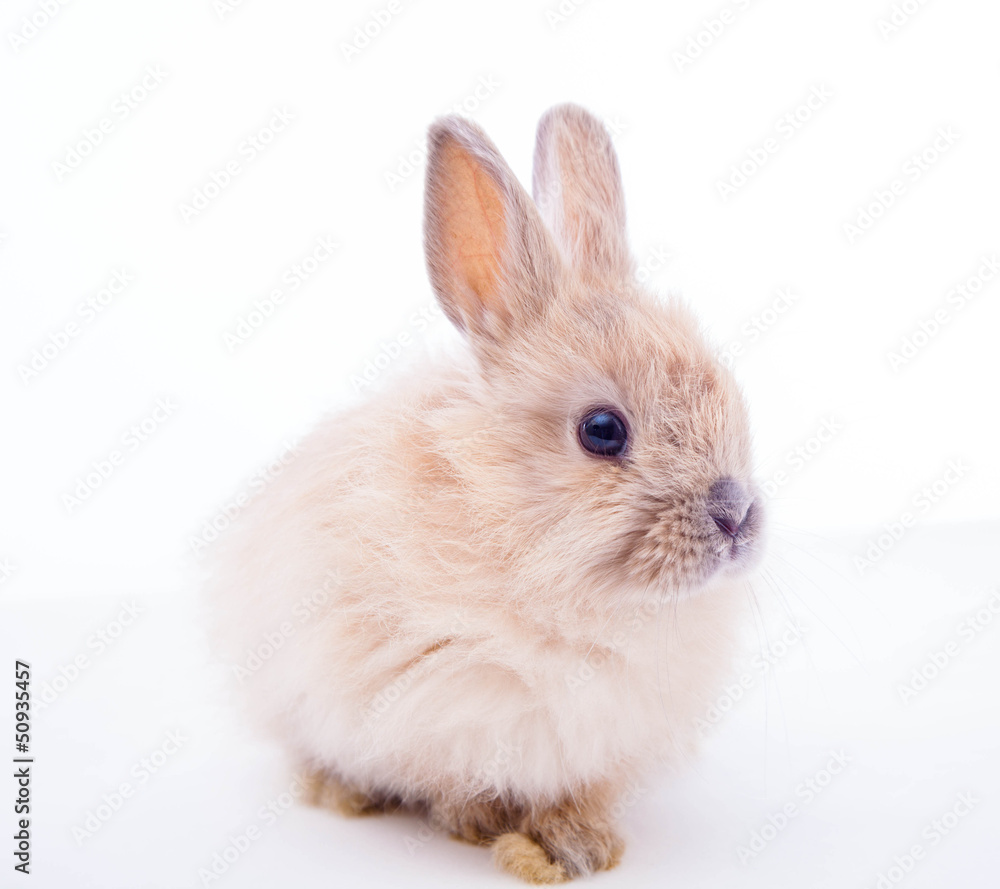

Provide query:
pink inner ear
left=438, top=143, right=508, bottom=314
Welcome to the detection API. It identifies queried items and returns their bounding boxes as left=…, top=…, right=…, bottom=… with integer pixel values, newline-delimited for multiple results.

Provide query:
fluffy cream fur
left=207, top=104, right=762, bottom=881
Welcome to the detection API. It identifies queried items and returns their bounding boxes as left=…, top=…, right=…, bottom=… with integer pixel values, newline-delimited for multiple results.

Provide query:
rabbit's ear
left=424, top=117, right=561, bottom=345
left=532, top=104, right=632, bottom=285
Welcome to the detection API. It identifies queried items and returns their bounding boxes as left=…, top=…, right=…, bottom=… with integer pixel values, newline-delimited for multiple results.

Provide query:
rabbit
left=206, top=103, right=764, bottom=884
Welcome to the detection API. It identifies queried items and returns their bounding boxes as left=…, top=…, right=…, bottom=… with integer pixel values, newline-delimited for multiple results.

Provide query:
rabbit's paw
left=493, top=832, right=568, bottom=884
left=532, top=793, right=625, bottom=878
left=493, top=792, right=624, bottom=882
left=302, top=768, right=387, bottom=818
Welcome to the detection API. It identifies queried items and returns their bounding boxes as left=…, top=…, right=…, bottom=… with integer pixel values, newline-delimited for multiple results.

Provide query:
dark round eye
left=578, top=409, right=629, bottom=458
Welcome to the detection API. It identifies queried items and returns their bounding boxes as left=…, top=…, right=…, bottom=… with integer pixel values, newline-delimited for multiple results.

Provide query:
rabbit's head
left=424, top=104, right=763, bottom=603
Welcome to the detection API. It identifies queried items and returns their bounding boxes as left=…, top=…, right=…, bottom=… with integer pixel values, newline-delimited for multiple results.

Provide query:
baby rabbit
left=208, top=104, right=763, bottom=883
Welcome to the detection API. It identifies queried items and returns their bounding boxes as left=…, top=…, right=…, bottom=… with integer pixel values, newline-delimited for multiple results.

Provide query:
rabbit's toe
left=493, top=832, right=569, bottom=884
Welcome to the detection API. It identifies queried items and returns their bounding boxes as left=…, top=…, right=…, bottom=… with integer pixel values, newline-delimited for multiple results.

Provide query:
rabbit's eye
left=578, top=409, right=629, bottom=458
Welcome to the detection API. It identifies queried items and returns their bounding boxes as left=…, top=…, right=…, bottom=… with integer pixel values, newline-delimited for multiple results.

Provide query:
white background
left=1, top=0, right=998, bottom=887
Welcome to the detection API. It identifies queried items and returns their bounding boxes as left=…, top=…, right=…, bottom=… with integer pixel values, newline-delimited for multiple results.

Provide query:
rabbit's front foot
left=491, top=791, right=624, bottom=883
left=493, top=833, right=569, bottom=884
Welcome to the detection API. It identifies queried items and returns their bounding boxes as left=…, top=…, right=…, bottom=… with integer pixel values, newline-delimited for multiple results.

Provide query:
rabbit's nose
left=707, top=478, right=751, bottom=539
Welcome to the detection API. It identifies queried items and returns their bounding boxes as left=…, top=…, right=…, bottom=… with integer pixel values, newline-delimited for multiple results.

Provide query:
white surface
left=2, top=0, right=999, bottom=886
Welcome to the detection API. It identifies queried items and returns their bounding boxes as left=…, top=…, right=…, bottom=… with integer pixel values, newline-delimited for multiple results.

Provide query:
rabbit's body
left=209, top=105, right=763, bottom=882
left=213, top=361, right=741, bottom=801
